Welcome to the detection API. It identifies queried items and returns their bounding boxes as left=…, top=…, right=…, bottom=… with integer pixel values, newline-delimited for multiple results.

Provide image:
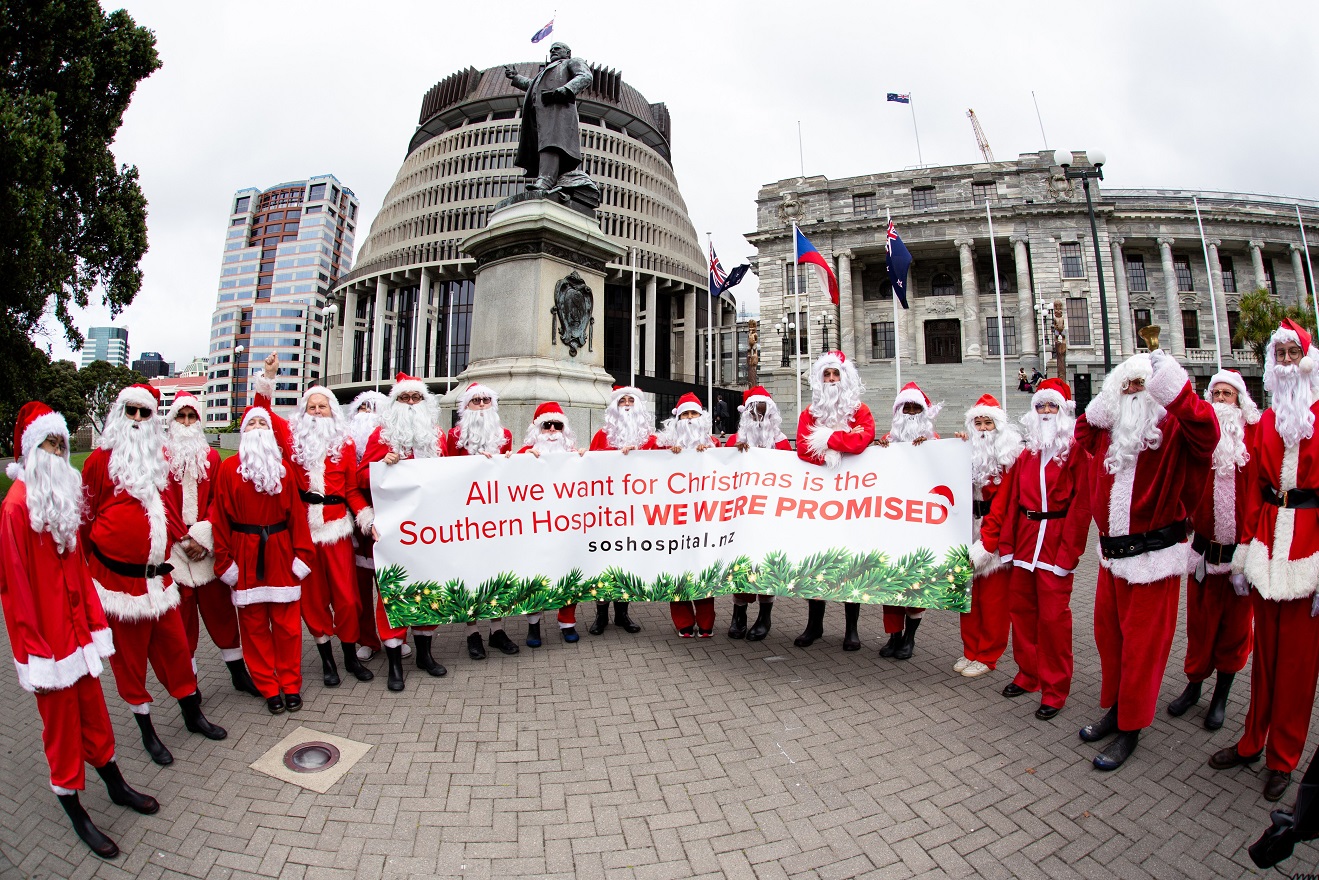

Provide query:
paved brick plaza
left=1, top=547, right=1314, bottom=879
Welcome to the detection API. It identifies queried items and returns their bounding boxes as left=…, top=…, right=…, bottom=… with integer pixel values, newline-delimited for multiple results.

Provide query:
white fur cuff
left=292, top=558, right=312, bottom=580
left=356, top=507, right=375, bottom=533
left=252, top=373, right=276, bottom=400
left=969, top=540, right=993, bottom=573
left=220, top=562, right=239, bottom=587
left=805, top=423, right=835, bottom=461
left=1085, top=391, right=1119, bottom=430
left=1148, top=357, right=1191, bottom=407
left=187, top=520, right=213, bottom=552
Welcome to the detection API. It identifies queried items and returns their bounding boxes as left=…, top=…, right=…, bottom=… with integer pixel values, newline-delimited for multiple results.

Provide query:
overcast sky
left=45, top=0, right=1319, bottom=367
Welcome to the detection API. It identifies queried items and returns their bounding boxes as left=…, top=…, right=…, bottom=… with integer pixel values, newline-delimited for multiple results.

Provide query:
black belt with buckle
left=299, top=490, right=346, bottom=506
left=1191, top=532, right=1237, bottom=566
left=229, top=521, right=289, bottom=580
left=973, top=499, right=992, bottom=517
left=1021, top=505, right=1068, bottom=521
left=90, top=543, right=174, bottom=579
left=1100, top=520, right=1188, bottom=560
left=1262, top=485, right=1319, bottom=510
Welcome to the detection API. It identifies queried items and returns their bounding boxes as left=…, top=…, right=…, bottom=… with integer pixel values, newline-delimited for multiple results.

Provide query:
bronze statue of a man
left=504, top=43, right=594, bottom=194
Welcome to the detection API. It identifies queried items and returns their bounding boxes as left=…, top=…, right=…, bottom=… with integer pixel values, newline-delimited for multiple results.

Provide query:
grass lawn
left=0, top=447, right=237, bottom=500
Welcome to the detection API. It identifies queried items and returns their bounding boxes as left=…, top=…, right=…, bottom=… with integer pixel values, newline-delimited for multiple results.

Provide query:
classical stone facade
left=748, top=150, right=1319, bottom=426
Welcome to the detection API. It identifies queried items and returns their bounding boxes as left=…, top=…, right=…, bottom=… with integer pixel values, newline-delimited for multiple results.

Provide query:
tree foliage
left=1234, top=288, right=1318, bottom=365
left=78, top=359, right=147, bottom=433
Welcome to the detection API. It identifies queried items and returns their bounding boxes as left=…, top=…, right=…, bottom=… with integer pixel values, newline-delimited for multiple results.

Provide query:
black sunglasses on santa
left=123, top=404, right=154, bottom=418
left=542, top=421, right=564, bottom=431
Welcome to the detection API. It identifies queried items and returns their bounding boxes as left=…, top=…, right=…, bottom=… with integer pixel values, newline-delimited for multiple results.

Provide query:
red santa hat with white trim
left=1266, top=318, right=1319, bottom=375
left=738, top=386, right=774, bottom=412
left=13, top=401, right=69, bottom=461
left=672, top=392, right=705, bottom=416
left=164, top=390, right=205, bottom=424
left=349, top=390, right=389, bottom=415
left=965, top=393, right=1008, bottom=428
left=239, top=404, right=273, bottom=432
left=893, top=381, right=943, bottom=420
left=296, top=385, right=344, bottom=422
left=116, top=382, right=161, bottom=414
left=388, top=372, right=432, bottom=403
left=457, top=382, right=499, bottom=413
left=609, top=384, right=644, bottom=407
left=1031, top=377, right=1075, bottom=413
left=1204, top=368, right=1261, bottom=425
left=531, top=401, right=568, bottom=427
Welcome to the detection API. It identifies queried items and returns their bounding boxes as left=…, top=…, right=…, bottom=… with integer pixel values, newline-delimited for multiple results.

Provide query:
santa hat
left=892, top=381, right=943, bottom=419
left=388, top=372, right=430, bottom=402
left=297, top=385, right=343, bottom=420
left=810, top=350, right=863, bottom=393
left=610, top=384, right=644, bottom=406
left=965, top=393, right=1007, bottom=428
left=164, top=390, right=205, bottom=424
left=1267, top=318, right=1319, bottom=376
left=532, top=401, right=568, bottom=427
left=13, top=401, right=69, bottom=460
left=1204, top=369, right=1261, bottom=425
left=349, top=390, right=389, bottom=415
left=239, top=405, right=273, bottom=432
left=116, top=383, right=161, bottom=413
left=672, top=392, right=704, bottom=417
left=457, top=382, right=498, bottom=413
left=1031, top=377, right=1074, bottom=412
left=739, top=386, right=773, bottom=412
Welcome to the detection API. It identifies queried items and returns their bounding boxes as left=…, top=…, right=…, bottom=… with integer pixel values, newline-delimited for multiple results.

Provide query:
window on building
left=1133, top=309, right=1152, bottom=349
left=986, top=316, right=1018, bottom=356
left=308, top=183, right=326, bottom=200
left=1060, top=242, right=1085, bottom=278
left=1228, top=310, right=1240, bottom=349
left=234, top=196, right=250, bottom=214
left=871, top=322, right=895, bottom=359
left=1220, top=255, right=1237, bottom=292
left=1125, top=253, right=1149, bottom=291
left=1265, top=258, right=1276, bottom=295
left=1174, top=255, right=1195, bottom=291
left=852, top=193, right=877, bottom=216
left=911, top=187, right=937, bottom=210
left=794, top=310, right=809, bottom=354
left=1182, top=309, right=1201, bottom=349
left=931, top=272, right=955, bottom=297
left=972, top=182, right=997, bottom=205
left=1065, top=297, right=1091, bottom=345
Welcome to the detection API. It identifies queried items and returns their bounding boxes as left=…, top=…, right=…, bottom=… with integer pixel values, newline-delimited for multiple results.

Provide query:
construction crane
left=967, top=108, right=994, bottom=162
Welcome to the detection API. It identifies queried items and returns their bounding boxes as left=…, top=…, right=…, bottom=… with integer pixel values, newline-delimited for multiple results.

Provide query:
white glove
left=1229, top=572, right=1249, bottom=597
left=1149, top=348, right=1170, bottom=371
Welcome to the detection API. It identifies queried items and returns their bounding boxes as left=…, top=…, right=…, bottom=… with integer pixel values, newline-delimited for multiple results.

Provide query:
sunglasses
left=542, top=421, right=564, bottom=431
left=469, top=396, right=493, bottom=405
left=123, top=405, right=154, bottom=418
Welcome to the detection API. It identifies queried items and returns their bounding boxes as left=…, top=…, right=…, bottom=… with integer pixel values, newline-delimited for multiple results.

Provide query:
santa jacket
left=1235, top=400, right=1319, bottom=601
left=796, top=404, right=877, bottom=467
left=968, top=469, right=1012, bottom=576
left=80, top=447, right=186, bottom=622
left=357, top=425, right=446, bottom=507
left=723, top=433, right=792, bottom=450
left=978, top=443, right=1092, bottom=578
left=254, top=389, right=371, bottom=545
left=445, top=425, right=513, bottom=457
left=0, top=481, right=115, bottom=692
left=165, top=447, right=222, bottom=587
left=588, top=429, right=658, bottom=451
left=210, top=456, right=315, bottom=606
left=1187, top=421, right=1259, bottom=577
left=1075, top=361, right=1219, bottom=584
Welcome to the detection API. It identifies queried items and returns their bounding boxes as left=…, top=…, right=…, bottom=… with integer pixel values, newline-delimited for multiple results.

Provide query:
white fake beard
left=604, top=403, right=653, bottom=448
left=889, top=410, right=934, bottom=443
left=1103, top=390, right=1165, bottom=475
left=809, top=381, right=861, bottom=429
left=382, top=400, right=439, bottom=458
left=458, top=408, right=506, bottom=455
left=165, top=421, right=211, bottom=484
left=100, top=411, right=168, bottom=503
left=969, top=427, right=1022, bottom=488
left=1211, top=402, right=1248, bottom=475
left=737, top=406, right=784, bottom=448
left=292, top=413, right=347, bottom=468
left=662, top=414, right=711, bottom=450
left=24, top=448, right=84, bottom=554
left=1021, top=409, right=1075, bottom=461
left=349, top=411, right=380, bottom=459
left=531, top=431, right=575, bottom=454
left=1269, top=363, right=1316, bottom=448
left=238, top=428, right=286, bottom=495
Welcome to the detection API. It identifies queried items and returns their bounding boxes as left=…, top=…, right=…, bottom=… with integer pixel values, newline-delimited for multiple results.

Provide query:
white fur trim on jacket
left=805, top=423, right=836, bottom=463
left=12, top=628, right=115, bottom=693
left=188, top=520, right=213, bottom=552
left=303, top=462, right=353, bottom=545
left=1099, top=541, right=1190, bottom=584
left=1147, top=357, right=1191, bottom=407
left=969, top=539, right=1005, bottom=575
left=1239, top=441, right=1319, bottom=600
left=20, top=411, right=70, bottom=458
left=292, top=558, right=311, bottom=580
left=219, top=562, right=239, bottom=587
left=168, top=521, right=216, bottom=588
left=1187, top=465, right=1239, bottom=577
left=356, top=506, right=375, bottom=533
left=180, top=472, right=199, bottom=526
left=233, top=585, right=301, bottom=606
left=252, top=373, right=276, bottom=400
left=95, top=579, right=180, bottom=622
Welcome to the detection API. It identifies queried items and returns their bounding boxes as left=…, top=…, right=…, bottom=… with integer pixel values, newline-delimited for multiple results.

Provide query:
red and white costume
left=0, top=403, right=116, bottom=793
left=880, top=381, right=942, bottom=635
left=1232, top=321, right=1319, bottom=773
left=445, top=382, right=513, bottom=458
left=726, top=386, right=790, bottom=609
left=796, top=354, right=876, bottom=468
left=589, top=384, right=659, bottom=451
left=979, top=378, right=1091, bottom=709
left=211, top=406, right=315, bottom=699
left=516, top=402, right=582, bottom=633
left=1076, top=353, right=1218, bottom=731
left=348, top=390, right=389, bottom=654
left=661, top=393, right=719, bottom=634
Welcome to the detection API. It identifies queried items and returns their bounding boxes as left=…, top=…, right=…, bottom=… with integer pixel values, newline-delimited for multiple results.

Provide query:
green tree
left=0, top=1, right=160, bottom=438
left=79, top=359, right=147, bottom=433
left=1234, top=288, right=1318, bottom=365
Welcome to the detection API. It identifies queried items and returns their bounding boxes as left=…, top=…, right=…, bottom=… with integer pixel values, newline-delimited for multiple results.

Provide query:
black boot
left=728, top=604, right=749, bottom=639
left=58, top=793, right=118, bottom=859
left=894, top=617, right=921, bottom=660
left=526, top=622, right=543, bottom=648
left=134, top=712, right=173, bottom=766
left=878, top=632, right=903, bottom=658
left=1204, top=671, right=1235, bottom=731
left=414, top=634, right=448, bottom=676
left=842, top=602, right=861, bottom=651
left=179, top=692, right=227, bottom=740
left=1166, top=680, right=1202, bottom=717
left=746, top=603, right=773, bottom=641
left=615, top=602, right=642, bottom=633
left=1250, top=746, right=1319, bottom=868
left=488, top=629, right=520, bottom=655
left=342, top=642, right=374, bottom=682
left=1079, top=707, right=1118, bottom=743
left=225, top=658, right=260, bottom=696
left=385, top=645, right=405, bottom=691
left=1093, top=729, right=1140, bottom=770
left=96, top=761, right=159, bottom=814
left=794, top=599, right=827, bottom=647
left=317, top=641, right=341, bottom=687
left=588, top=602, right=610, bottom=635
left=467, top=631, right=487, bottom=660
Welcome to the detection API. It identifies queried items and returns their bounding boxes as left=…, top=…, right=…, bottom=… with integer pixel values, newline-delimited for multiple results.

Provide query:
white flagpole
left=446, top=284, right=456, bottom=395
left=987, top=202, right=1008, bottom=406
left=1193, top=197, right=1223, bottom=370
left=888, top=209, right=901, bottom=393
left=792, top=223, right=803, bottom=420
left=630, top=245, right=638, bottom=386
left=1298, top=206, right=1319, bottom=333
left=706, top=234, right=714, bottom=412
left=909, top=95, right=924, bottom=166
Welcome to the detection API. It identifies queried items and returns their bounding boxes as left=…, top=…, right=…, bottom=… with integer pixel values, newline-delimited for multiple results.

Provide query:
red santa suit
left=726, top=387, right=791, bottom=615
left=348, top=390, right=388, bottom=655
left=978, top=379, right=1091, bottom=710
left=661, top=393, right=720, bottom=635
left=1076, top=354, right=1218, bottom=732
left=0, top=404, right=116, bottom=794
left=210, top=413, right=315, bottom=699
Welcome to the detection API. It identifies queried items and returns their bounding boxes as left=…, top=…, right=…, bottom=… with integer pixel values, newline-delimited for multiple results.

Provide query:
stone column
left=837, top=251, right=854, bottom=360
left=422, top=291, right=436, bottom=378
left=371, top=277, right=388, bottom=381
left=1110, top=237, right=1135, bottom=357
left=956, top=238, right=982, bottom=360
left=1206, top=240, right=1231, bottom=356
left=643, top=276, right=657, bottom=377
left=414, top=268, right=429, bottom=376
left=339, top=286, right=357, bottom=377
left=1291, top=244, right=1311, bottom=308
left=1011, top=236, right=1037, bottom=360
left=1250, top=240, right=1268, bottom=294
left=853, top=260, right=871, bottom=364
left=1158, top=237, right=1187, bottom=357
left=683, top=285, right=698, bottom=382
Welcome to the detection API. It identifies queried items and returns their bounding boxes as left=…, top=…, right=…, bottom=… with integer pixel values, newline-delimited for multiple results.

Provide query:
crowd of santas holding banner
left=9, top=317, right=1319, bottom=858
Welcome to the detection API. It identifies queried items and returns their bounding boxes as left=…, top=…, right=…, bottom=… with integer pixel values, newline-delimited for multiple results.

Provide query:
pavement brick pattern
left=1, top=541, right=1316, bottom=879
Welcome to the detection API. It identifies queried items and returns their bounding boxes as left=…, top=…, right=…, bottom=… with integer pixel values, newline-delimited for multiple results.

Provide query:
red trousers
left=301, top=538, right=360, bottom=643
left=106, top=606, right=197, bottom=708
left=670, top=598, right=715, bottom=631
left=355, top=564, right=381, bottom=651
left=883, top=605, right=921, bottom=633
left=179, top=580, right=242, bottom=659
left=557, top=605, right=577, bottom=626
left=375, top=592, right=436, bottom=643
left=1183, top=572, right=1253, bottom=681
left=961, top=566, right=1011, bottom=668
left=1094, top=569, right=1180, bottom=730
left=1009, top=567, right=1074, bottom=709
left=35, top=676, right=116, bottom=793
left=1237, top=594, right=1319, bottom=773
left=237, top=601, right=303, bottom=698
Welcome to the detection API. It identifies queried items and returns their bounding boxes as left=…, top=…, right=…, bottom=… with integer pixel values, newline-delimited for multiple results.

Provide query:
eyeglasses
left=542, top=421, right=564, bottom=431
left=123, top=405, right=154, bottom=418
left=469, top=396, right=493, bottom=406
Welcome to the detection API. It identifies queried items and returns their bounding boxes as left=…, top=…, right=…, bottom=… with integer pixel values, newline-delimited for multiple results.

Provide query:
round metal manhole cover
left=283, top=741, right=341, bottom=773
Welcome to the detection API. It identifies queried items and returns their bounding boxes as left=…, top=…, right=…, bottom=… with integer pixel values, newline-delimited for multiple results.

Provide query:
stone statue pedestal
left=442, top=193, right=627, bottom=434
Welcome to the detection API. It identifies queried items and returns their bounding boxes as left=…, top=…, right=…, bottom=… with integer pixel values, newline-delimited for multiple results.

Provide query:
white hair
left=603, top=396, right=654, bottom=448
left=888, top=408, right=935, bottom=443
left=165, top=421, right=211, bottom=484
left=99, top=405, right=168, bottom=503
left=969, top=424, right=1024, bottom=488
left=22, top=448, right=84, bottom=554
left=735, top=400, right=785, bottom=449
left=659, top=412, right=713, bottom=450
left=349, top=411, right=380, bottom=460
left=809, top=372, right=862, bottom=428
left=238, top=428, right=286, bottom=495
left=1210, top=401, right=1248, bottom=476
left=1103, top=391, right=1165, bottom=474
left=381, top=397, right=440, bottom=458
left=457, top=408, right=506, bottom=456
left=1020, top=408, right=1075, bottom=462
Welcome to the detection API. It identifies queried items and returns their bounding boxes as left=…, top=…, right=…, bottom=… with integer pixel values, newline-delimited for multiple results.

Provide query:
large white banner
left=370, top=442, right=972, bottom=626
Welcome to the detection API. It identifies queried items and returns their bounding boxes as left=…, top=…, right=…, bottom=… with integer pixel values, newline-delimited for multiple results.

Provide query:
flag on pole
left=531, top=18, right=554, bottom=43
left=709, top=245, right=749, bottom=299
left=793, top=227, right=839, bottom=305
left=886, top=221, right=913, bottom=309
left=886, top=93, right=910, bottom=104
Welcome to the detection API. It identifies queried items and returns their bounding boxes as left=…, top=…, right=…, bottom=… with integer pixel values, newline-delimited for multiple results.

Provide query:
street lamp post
left=777, top=317, right=795, bottom=367
left=232, top=344, right=246, bottom=425
left=321, top=304, right=339, bottom=386
left=816, top=312, right=834, bottom=352
left=1055, top=148, right=1112, bottom=372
